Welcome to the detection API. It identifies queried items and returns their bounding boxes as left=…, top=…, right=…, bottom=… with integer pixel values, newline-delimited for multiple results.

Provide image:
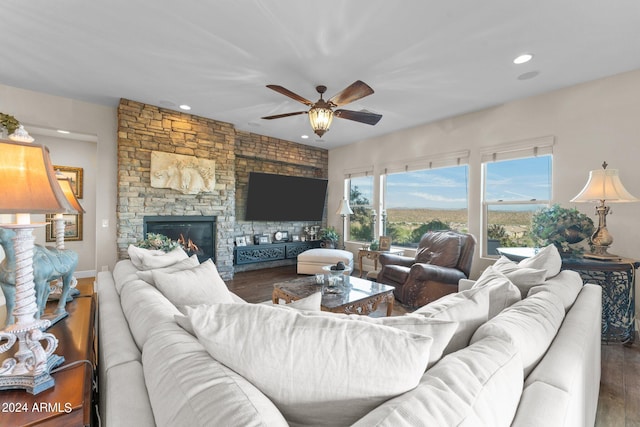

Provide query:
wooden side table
left=0, top=282, right=96, bottom=426
left=357, top=249, right=404, bottom=277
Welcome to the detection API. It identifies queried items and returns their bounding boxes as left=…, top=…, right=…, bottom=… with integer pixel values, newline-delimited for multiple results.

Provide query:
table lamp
left=0, top=138, right=74, bottom=394
left=571, top=162, right=638, bottom=260
left=48, top=174, right=84, bottom=300
left=336, top=198, right=353, bottom=250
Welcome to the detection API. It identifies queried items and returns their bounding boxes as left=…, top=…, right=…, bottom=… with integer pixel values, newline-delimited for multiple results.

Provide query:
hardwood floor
left=597, top=340, right=640, bottom=426
left=225, top=265, right=640, bottom=426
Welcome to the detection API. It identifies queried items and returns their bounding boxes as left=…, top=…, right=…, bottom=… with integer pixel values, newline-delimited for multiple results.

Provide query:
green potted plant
left=319, top=226, right=340, bottom=249
left=0, top=113, right=20, bottom=136
left=136, top=232, right=180, bottom=252
left=530, top=204, right=594, bottom=255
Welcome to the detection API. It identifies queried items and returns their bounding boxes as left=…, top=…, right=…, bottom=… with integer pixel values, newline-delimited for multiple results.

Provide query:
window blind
left=481, top=135, right=554, bottom=163
left=381, top=150, right=470, bottom=175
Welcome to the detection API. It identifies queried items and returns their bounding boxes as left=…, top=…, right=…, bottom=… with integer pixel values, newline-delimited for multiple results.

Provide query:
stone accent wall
left=117, top=99, right=236, bottom=278
left=234, top=131, right=328, bottom=271
left=116, top=99, right=328, bottom=278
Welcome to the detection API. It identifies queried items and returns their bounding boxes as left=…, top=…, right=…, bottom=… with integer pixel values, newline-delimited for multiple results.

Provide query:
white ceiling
left=3, top=1, right=640, bottom=149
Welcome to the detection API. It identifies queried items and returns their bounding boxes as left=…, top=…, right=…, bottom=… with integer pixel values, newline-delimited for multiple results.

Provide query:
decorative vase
left=320, top=240, right=335, bottom=249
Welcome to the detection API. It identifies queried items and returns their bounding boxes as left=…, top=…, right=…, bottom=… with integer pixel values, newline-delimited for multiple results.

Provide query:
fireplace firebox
left=143, top=216, right=216, bottom=263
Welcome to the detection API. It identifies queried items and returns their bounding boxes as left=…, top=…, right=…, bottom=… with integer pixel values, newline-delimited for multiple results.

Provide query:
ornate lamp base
left=584, top=245, right=622, bottom=261
left=584, top=204, right=622, bottom=260
left=0, top=223, right=63, bottom=394
left=0, top=353, right=64, bottom=395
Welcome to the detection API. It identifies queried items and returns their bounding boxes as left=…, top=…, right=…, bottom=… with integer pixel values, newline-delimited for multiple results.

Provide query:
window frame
left=481, top=152, right=553, bottom=257
left=381, top=161, right=470, bottom=249
left=345, top=174, right=376, bottom=244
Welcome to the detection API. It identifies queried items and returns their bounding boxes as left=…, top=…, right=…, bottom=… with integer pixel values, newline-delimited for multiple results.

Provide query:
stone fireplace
left=116, top=98, right=328, bottom=280
left=143, top=216, right=216, bottom=263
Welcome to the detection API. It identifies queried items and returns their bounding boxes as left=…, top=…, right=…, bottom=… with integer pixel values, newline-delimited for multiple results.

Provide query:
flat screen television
left=245, top=172, right=328, bottom=221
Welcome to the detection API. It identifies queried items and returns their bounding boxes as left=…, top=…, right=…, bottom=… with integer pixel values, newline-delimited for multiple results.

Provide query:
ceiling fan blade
left=266, top=85, right=314, bottom=106
left=328, top=80, right=374, bottom=106
left=334, top=109, right=382, bottom=125
left=261, top=111, right=308, bottom=120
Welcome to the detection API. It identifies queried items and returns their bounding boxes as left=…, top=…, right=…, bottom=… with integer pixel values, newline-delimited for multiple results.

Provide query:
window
left=383, top=165, right=469, bottom=248
left=483, top=155, right=552, bottom=256
left=348, top=175, right=375, bottom=242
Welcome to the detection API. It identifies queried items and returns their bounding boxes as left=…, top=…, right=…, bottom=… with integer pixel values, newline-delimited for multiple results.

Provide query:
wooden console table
left=0, top=282, right=96, bottom=426
left=497, top=248, right=638, bottom=344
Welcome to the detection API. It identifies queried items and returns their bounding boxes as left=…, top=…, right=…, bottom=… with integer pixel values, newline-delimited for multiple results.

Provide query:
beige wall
left=329, top=68, right=640, bottom=325
left=0, top=84, right=118, bottom=274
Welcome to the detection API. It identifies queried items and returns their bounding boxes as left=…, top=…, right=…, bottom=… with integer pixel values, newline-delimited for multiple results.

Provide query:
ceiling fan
left=261, top=80, right=382, bottom=138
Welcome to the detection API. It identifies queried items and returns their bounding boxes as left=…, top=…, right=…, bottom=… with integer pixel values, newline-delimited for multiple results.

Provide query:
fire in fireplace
left=143, top=216, right=216, bottom=263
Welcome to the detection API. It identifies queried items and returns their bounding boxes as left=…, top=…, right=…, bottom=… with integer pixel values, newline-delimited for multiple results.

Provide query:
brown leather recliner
left=378, top=230, right=476, bottom=307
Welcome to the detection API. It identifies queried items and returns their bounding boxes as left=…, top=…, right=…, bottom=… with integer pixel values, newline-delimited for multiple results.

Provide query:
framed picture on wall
left=379, top=236, right=391, bottom=251
left=235, top=236, right=247, bottom=247
left=46, top=213, right=83, bottom=242
left=54, top=165, right=84, bottom=199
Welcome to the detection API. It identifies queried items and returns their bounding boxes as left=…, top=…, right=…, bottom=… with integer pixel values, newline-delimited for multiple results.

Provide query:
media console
left=234, top=240, right=321, bottom=265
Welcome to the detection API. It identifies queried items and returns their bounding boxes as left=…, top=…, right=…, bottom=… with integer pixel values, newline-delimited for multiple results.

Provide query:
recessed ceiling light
left=513, top=53, right=534, bottom=64
left=179, top=104, right=191, bottom=111
left=301, top=135, right=309, bottom=139
left=57, top=130, right=70, bottom=134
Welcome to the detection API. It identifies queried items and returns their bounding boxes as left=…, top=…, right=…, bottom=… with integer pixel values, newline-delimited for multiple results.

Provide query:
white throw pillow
left=491, top=256, right=547, bottom=298
left=293, top=311, right=457, bottom=369
left=472, top=266, right=521, bottom=318
left=152, top=259, right=234, bottom=306
left=527, top=270, right=583, bottom=311
left=470, top=291, right=565, bottom=377
left=128, top=245, right=189, bottom=270
left=182, top=303, right=433, bottom=427
left=351, top=336, right=523, bottom=427
left=517, top=244, right=562, bottom=279
left=411, top=286, right=491, bottom=355
left=136, top=255, right=200, bottom=286
left=112, top=260, right=142, bottom=294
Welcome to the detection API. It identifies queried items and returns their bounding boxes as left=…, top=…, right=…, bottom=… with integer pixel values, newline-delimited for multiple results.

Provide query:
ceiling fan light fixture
left=308, top=106, right=334, bottom=137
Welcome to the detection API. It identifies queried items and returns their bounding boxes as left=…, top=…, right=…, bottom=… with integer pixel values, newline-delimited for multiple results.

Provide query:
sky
left=352, top=155, right=552, bottom=210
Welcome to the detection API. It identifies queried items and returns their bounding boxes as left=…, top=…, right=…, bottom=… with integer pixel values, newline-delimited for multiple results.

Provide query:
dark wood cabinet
left=497, top=248, right=638, bottom=344
left=234, top=240, right=321, bottom=265
left=560, top=257, right=639, bottom=344
left=0, top=282, right=96, bottom=426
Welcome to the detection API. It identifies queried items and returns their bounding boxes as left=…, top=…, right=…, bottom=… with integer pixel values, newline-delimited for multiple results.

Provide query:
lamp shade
left=336, top=198, right=354, bottom=216
left=571, top=167, right=638, bottom=203
left=0, top=139, right=74, bottom=214
left=57, top=175, right=85, bottom=213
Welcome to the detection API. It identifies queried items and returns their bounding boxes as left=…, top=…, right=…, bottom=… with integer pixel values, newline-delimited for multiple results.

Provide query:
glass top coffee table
left=272, top=276, right=395, bottom=316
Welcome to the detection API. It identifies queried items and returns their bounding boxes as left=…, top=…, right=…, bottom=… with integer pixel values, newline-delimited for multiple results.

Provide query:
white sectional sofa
left=96, top=244, right=601, bottom=426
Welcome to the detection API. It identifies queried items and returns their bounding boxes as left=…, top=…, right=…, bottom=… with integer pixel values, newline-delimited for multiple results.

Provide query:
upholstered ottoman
left=297, top=248, right=354, bottom=275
